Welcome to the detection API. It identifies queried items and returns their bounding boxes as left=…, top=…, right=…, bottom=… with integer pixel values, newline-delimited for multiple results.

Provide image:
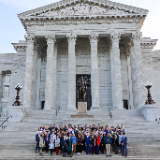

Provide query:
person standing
left=44, top=130, right=50, bottom=153
left=121, top=133, right=127, bottom=157
left=104, top=132, right=112, bottom=157
left=77, top=134, right=82, bottom=154
left=81, top=135, right=85, bottom=154
left=55, top=135, right=60, bottom=155
left=67, top=136, right=72, bottom=157
left=100, top=134, right=105, bottom=154
left=96, top=134, right=100, bottom=155
left=35, top=131, right=40, bottom=153
left=90, top=135, right=95, bottom=154
left=71, top=134, right=77, bottom=154
left=39, top=133, right=45, bottom=156
left=119, top=131, right=123, bottom=153
left=61, top=135, right=67, bottom=157
left=85, top=132, right=91, bottom=155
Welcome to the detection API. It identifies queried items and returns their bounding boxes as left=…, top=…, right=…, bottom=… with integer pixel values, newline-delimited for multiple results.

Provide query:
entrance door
left=41, top=101, right=45, bottom=110
left=123, top=100, right=128, bottom=110
left=76, top=75, right=92, bottom=110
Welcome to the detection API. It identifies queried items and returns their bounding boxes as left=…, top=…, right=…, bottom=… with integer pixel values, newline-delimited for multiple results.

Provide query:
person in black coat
left=113, top=135, right=119, bottom=154
left=100, top=134, right=105, bottom=154
left=35, top=131, right=40, bottom=153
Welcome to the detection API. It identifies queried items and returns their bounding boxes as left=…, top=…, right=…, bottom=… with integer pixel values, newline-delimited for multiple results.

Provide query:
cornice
left=140, top=38, right=158, bottom=49
left=12, top=43, right=27, bottom=52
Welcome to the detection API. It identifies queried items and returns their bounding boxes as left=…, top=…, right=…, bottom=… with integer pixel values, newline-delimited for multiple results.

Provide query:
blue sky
left=0, top=0, right=160, bottom=53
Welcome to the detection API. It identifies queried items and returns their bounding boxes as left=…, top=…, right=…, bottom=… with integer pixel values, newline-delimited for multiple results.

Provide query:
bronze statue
left=77, top=76, right=87, bottom=101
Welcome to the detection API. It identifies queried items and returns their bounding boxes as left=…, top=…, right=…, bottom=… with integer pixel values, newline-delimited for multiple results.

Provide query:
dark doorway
left=41, top=101, right=45, bottom=110
left=76, top=75, right=92, bottom=110
left=123, top=100, right=128, bottom=110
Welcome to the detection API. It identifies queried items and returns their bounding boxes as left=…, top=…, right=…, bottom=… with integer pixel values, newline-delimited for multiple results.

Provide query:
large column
left=23, top=34, right=35, bottom=109
left=110, top=32, right=123, bottom=109
left=126, top=50, right=134, bottom=110
left=67, top=33, right=77, bottom=110
left=132, top=31, right=145, bottom=108
left=89, top=33, right=100, bottom=109
left=44, top=34, right=56, bottom=110
left=129, top=44, right=137, bottom=109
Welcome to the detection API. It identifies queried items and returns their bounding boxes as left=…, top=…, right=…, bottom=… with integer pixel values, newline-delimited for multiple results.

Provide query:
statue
left=77, top=76, right=87, bottom=101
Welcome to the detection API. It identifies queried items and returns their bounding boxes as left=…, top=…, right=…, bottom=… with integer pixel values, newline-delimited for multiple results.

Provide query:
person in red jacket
left=96, top=134, right=100, bottom=155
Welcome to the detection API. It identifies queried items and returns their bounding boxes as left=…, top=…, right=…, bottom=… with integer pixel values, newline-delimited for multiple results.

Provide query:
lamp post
left=13, top=83, right=23, bottom=106
left=144, top=81, right=155, bottom=105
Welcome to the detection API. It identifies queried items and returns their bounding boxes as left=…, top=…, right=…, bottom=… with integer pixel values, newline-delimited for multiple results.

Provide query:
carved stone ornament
left=110, top=32, right=121, bottom=42
left=31, top=4, right=129, bottom=17
left=132, top=31, right=142, bottom=41
left=45, top=34, right=56, bottom=44
left=67, top=33, right=77, bottom=43
left=143, top=57, right=152, bottom=66
left=89, top=33, right=99, bottom=43
left=24, top=34, right=35, bottom=45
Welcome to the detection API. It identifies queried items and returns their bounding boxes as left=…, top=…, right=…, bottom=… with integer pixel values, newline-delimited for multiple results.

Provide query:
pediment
left=18, top=0, right=148, bottom=18
left=28, top=4, right=130, bottom=17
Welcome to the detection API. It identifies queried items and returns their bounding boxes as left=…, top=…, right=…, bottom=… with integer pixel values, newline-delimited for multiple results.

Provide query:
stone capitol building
left=0, top=0, right=160, bottom=119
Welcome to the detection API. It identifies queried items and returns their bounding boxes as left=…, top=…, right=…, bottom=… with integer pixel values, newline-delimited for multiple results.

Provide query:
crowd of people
left=35, top=123, right=127, bottom=157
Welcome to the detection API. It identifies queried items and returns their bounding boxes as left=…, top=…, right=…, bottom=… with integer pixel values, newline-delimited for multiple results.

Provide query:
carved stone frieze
left=30, top=4, right=129, bottom=17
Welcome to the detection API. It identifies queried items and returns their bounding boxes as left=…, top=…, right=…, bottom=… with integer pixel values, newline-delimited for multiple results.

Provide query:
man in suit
left=35, top=131, right=41, bottom=153
left=85, top=132, right=91, bottom=154
left=121, top=132, right=127, bottom=157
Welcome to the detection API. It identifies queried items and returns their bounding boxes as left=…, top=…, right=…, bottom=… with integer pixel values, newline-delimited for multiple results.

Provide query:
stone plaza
left=0, top=0, right=160, bottom=159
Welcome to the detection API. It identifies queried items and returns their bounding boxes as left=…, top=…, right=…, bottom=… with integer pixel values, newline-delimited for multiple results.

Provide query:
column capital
left=67, top=33, right=77, bottom=44
left=110, top=32, right=121, bottom=42
left=45, top=34, right=56, bottom=44
left=89, top=33, right=99, bottom=43
left=132, top=31, right=142, bottom=41
left=24, top=34, right=35, bottom=45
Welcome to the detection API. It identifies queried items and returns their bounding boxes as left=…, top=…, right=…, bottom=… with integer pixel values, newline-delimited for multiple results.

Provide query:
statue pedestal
left=8, top=106, right=24, bottom=122
left=70, top=102, right=94, bottom=118
left=141, top=104, right=159, bottom=121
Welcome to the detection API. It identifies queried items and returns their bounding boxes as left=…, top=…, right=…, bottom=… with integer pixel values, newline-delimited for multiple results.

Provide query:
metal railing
left=0, top=115, right=12, bottom=129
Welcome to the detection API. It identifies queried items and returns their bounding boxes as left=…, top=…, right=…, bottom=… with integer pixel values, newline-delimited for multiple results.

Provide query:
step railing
left=0, top=115, right=12, bottom=129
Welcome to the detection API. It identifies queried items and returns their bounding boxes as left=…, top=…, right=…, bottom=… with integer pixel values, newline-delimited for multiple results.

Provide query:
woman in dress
left=39, top=133, right=45, bottom=156
left=81, top=135, right=85, bottom=154
left=67, top=136, right=72, bottom=157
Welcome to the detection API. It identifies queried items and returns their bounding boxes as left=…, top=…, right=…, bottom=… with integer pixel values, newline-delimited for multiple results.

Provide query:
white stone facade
left=0, top=0, right=160, bottom=117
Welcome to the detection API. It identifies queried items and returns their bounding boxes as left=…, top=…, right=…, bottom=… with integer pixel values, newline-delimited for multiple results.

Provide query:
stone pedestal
left=141, top=104, right=159, bottom=121
left=70, top=102, right=94, bottom=118
left=8, top=106, right=24, bottom=122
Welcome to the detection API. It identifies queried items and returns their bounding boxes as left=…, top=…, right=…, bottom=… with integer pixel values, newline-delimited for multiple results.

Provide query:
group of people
left=35, top=123, right=128, bottom=157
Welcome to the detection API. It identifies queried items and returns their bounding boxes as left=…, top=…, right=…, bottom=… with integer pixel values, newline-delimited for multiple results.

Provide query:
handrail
left=0, top=115, right=12, bottom=129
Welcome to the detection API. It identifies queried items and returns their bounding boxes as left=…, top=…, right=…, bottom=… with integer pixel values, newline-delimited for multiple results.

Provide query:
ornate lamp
left=144, top=81, right=155, bottom=105
left=13, top=83, right=23, bottom=106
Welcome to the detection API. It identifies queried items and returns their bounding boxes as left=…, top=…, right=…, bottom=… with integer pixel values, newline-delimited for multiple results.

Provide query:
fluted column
left=44, top=34, right=56, bottom=110
left=110, top=32, right=123, bottom=109
left=129, top=44, right=137, bottom=108
left=132, top=31, right=145, bottom=108
left=23, top=34, right=35, bottom=109
left=89, top=33, right=100, bottom=109
left=67, top=33, right=77, bottom=110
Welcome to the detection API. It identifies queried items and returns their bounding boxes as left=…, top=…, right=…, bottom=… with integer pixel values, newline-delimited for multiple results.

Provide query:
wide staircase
left=0, top=109, right=160, bottom=159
